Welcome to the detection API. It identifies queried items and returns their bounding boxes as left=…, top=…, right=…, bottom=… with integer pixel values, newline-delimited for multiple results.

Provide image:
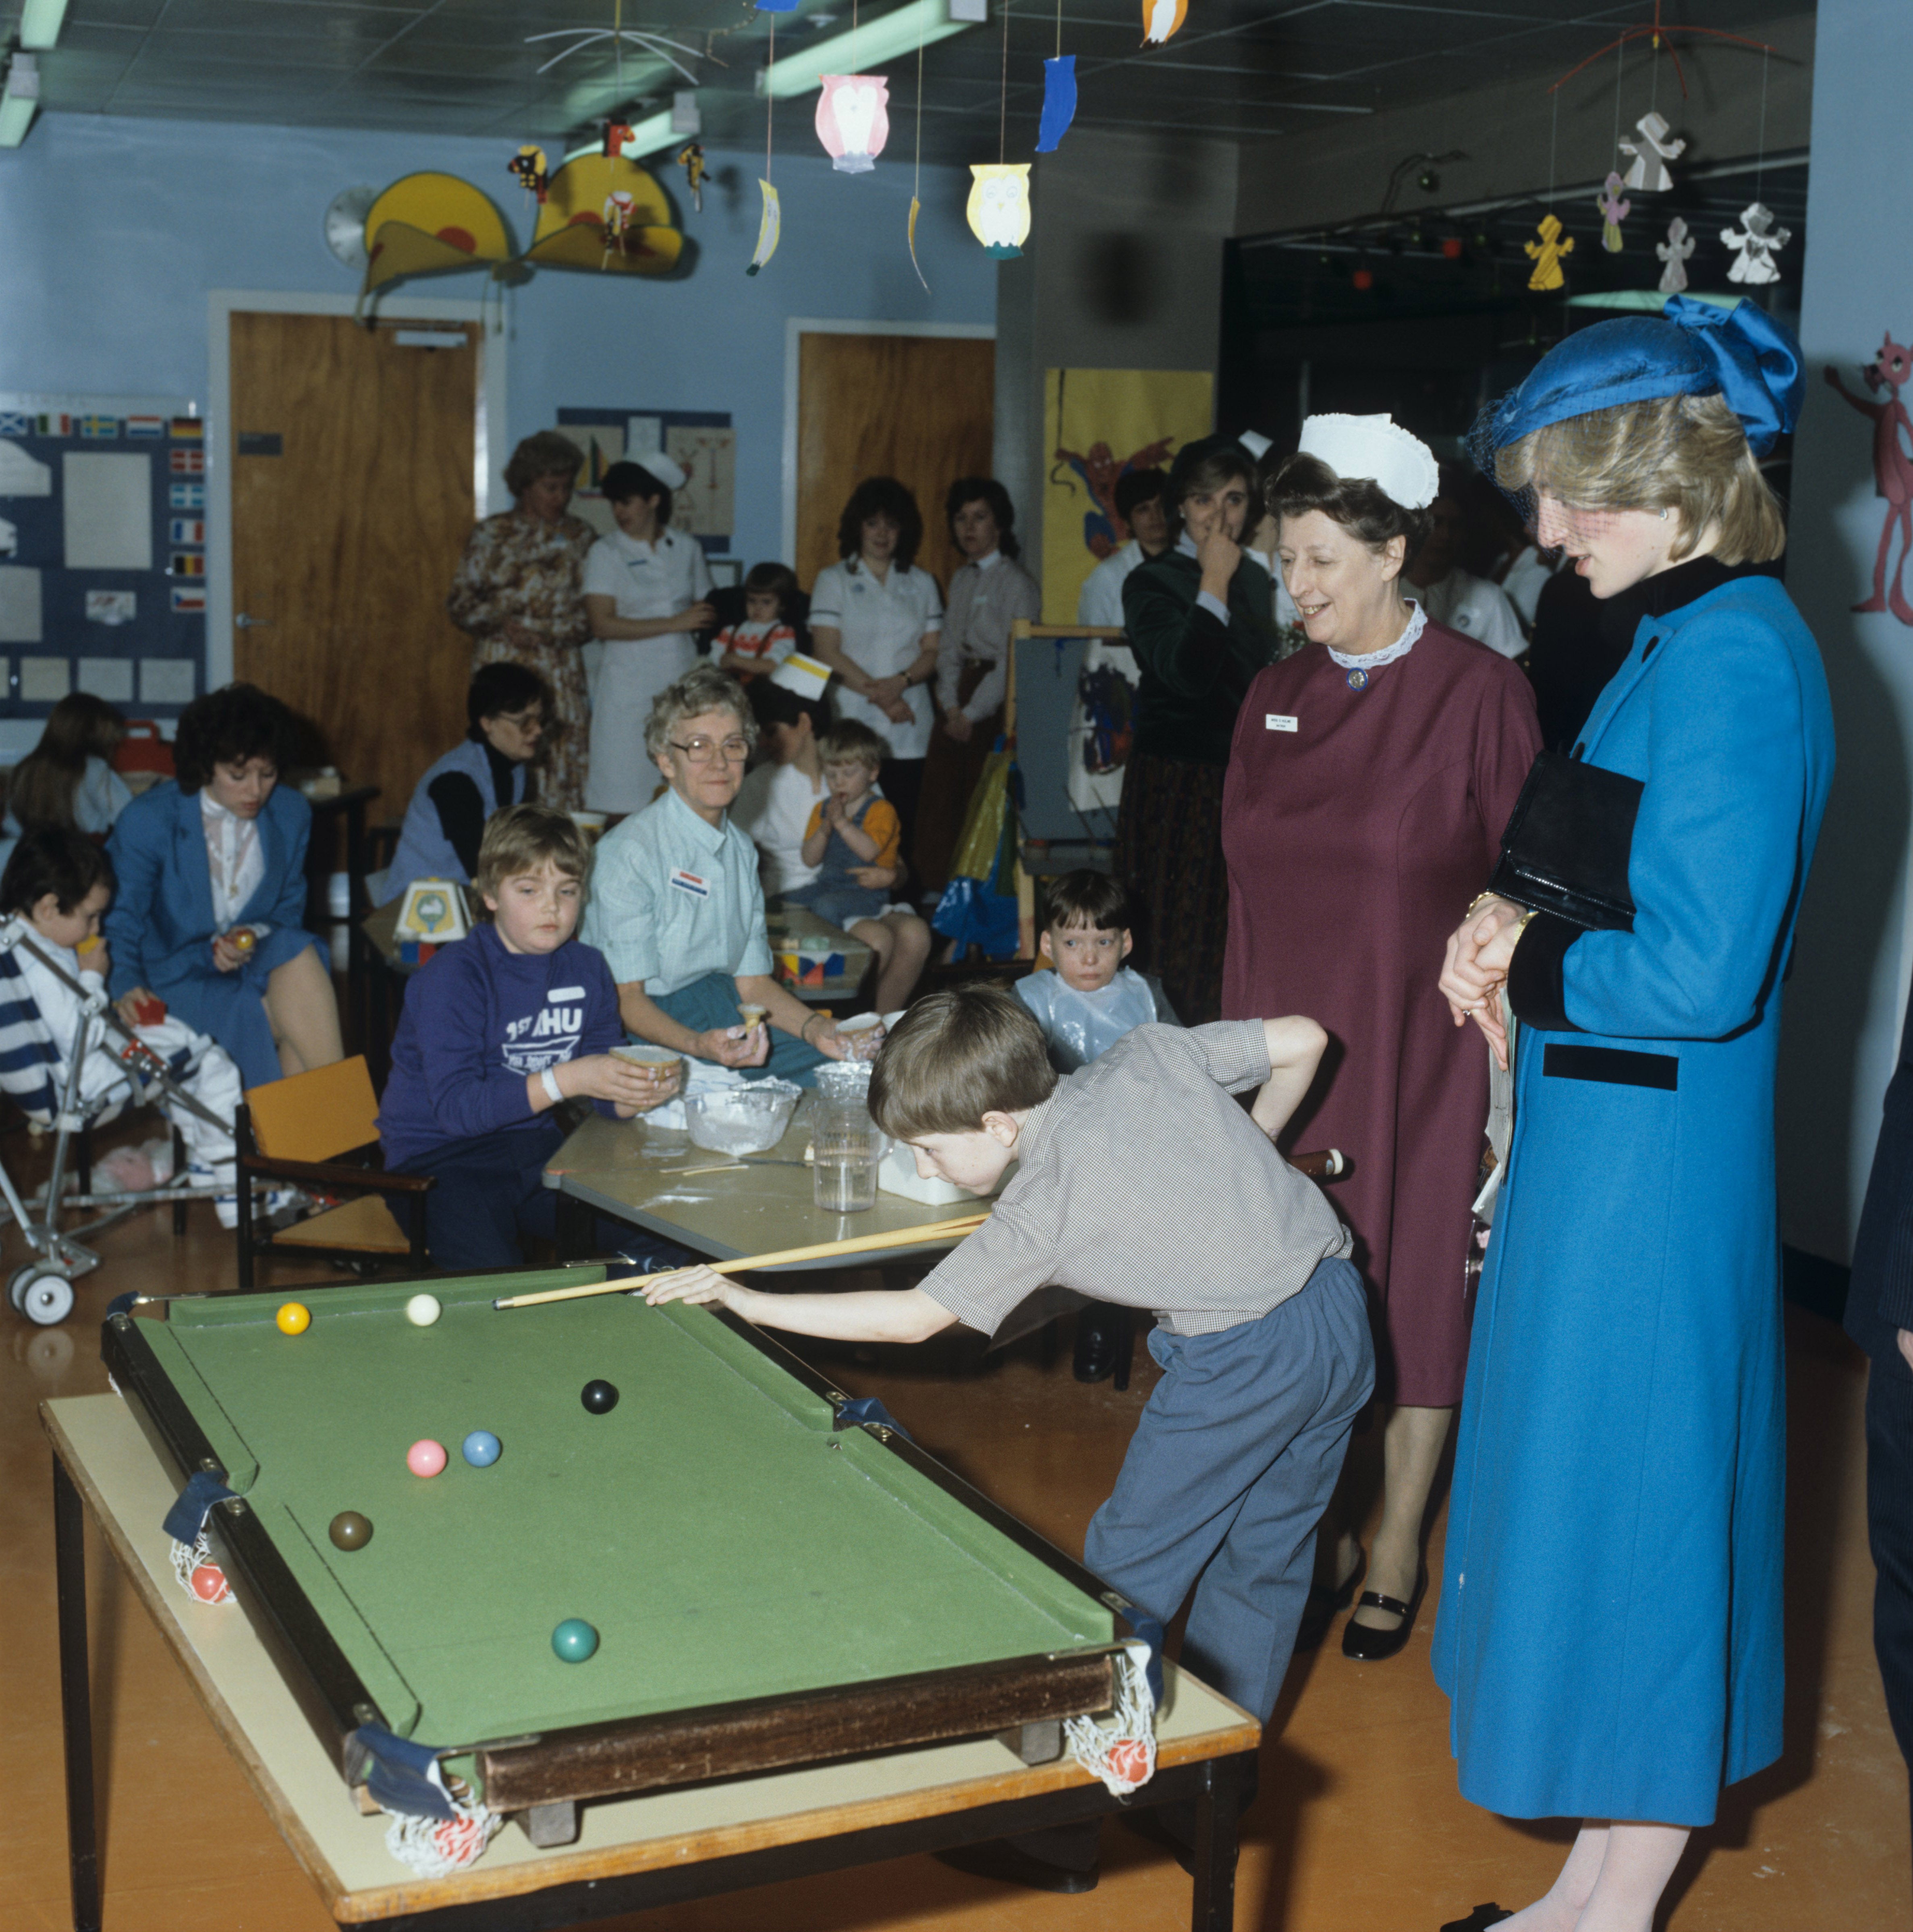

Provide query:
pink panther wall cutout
left=1827, top=334, right=1913, bottom=625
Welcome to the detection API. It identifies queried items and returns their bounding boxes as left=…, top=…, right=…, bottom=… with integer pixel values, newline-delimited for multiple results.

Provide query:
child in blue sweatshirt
left=378, top=805, right=683, bottom=1271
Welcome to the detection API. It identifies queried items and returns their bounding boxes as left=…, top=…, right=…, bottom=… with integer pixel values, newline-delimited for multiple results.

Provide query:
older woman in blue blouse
left=105, top=684, right=342, bottom=1090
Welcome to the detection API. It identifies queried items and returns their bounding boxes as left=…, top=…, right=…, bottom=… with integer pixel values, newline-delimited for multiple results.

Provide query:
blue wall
left=1776, top=0, right=1913, bottom=1262
left=0, top=111, right=994, bottom=570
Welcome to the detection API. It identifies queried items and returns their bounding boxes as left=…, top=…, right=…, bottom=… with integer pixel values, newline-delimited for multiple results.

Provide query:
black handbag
left=1488, top=750, right=1643, bottom=932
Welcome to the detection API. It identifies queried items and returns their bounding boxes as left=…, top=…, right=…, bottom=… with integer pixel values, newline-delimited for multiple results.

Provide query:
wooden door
left=229, top=313, right=479, bottom=825
left=795, top=334, right=996, bottom=595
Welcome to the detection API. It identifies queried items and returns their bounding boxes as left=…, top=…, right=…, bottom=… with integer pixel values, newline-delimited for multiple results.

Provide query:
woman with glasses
left=377, top=662, right=552, bottom=907
left=580, top=667, right=857, bottom=1086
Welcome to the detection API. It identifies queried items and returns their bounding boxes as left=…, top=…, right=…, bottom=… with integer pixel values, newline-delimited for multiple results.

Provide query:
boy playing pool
left=645, top=984, right=1373, bottom=1885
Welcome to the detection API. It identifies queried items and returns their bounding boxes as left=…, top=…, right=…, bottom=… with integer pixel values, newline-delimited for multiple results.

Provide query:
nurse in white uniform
left=582, top=456, right=716, bottom=815
left=806, top=476, right=943, bottom=864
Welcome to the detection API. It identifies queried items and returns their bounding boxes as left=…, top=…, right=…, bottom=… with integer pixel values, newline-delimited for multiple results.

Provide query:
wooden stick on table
left=492, top=1214, right=992, bottom=1310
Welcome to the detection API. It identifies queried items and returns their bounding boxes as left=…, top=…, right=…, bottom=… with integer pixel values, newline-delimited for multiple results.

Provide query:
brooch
left=1346, top=667, right=1369, bottom=692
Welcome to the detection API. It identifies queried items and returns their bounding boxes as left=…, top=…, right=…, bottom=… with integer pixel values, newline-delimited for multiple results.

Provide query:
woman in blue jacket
left=1432, top=299, right=1834, bottom=1932
left=105, top=684, right=342, bottom=1091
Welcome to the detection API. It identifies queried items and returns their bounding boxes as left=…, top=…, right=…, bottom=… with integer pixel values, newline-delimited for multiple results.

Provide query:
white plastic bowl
left=683, top=1082, right=802, bottom=1155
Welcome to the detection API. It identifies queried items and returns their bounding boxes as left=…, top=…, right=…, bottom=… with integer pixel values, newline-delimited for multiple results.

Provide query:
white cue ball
left=405, top=1293, right=443, bottom=1327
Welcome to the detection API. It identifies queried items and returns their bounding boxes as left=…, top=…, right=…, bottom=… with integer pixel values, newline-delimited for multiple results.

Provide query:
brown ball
left=329, top=1511, right=373, bottom=1552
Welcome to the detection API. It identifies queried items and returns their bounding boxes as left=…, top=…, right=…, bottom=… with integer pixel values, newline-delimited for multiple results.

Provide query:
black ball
left=580, top=1379, right=619, bottom=1415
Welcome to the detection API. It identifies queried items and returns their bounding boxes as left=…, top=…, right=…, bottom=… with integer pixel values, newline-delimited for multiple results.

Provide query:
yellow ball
left=276, top=1302, right=311, bottom=1337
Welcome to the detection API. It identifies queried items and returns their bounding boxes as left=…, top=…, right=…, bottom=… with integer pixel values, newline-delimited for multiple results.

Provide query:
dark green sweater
left=1120, top=549, right=1284, bottom=767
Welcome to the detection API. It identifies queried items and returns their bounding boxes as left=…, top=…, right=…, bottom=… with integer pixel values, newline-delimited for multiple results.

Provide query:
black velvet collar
left=1634, top=552, right=1778, bottom=619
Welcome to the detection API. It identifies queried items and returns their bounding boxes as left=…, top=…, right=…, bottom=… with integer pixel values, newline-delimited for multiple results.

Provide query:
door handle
left=234, top=613, right=273, bottom=628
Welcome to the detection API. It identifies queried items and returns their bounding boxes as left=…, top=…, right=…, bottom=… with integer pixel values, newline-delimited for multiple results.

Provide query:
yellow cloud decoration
left=361, top=172, right=513, bottom=298
left=524, top=153, right=684, bottom=276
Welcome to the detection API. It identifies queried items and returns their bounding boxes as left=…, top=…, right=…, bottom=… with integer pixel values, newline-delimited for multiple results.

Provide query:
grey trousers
left=1085, top=1256, right=1374, bottom=1725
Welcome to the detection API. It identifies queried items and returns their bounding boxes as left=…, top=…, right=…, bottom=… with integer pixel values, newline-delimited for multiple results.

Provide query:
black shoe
left=1439, top=1907, right=1514, bottom=1931
left=937, top=1839, right=1099, bottom=1893
left=1072, top=1303, right=1126, bottom=1383
left=1340, top=1564, right=1428, bottom=1662
left=1294, top=1546, right=1367, bottom=1653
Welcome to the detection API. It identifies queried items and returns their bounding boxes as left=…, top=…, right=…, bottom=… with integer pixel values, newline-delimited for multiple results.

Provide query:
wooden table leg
left=1190, top=1753, right=1243, bottom=1932
left=53, top=1453, right=102, bottom=1932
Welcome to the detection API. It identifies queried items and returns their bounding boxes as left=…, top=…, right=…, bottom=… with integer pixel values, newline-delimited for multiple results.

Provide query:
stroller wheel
left=12, top=1268, right=75, bottom=1327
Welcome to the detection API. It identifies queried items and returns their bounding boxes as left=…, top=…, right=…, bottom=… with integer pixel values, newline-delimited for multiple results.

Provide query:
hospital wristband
left=541, top=1066, right=565, bottom=1105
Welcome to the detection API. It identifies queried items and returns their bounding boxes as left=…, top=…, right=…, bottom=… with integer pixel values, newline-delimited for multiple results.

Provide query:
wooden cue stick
left=493, top=1213, right=991, bottom=1309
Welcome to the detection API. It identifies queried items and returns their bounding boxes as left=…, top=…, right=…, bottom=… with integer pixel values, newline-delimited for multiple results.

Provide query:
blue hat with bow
left=1484, top=295, right=1805, bottom=458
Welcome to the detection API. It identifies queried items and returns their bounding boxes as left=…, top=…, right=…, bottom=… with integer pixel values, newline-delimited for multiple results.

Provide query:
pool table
left=100, top=1268, right=1145, bottom=1849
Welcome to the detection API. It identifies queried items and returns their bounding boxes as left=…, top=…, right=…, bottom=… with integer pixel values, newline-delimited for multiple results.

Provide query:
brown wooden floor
left=0, top=1133, right=1906, bottom=1932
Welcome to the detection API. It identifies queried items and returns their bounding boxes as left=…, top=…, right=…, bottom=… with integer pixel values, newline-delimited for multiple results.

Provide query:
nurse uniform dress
left=1221, top=612, right=1540, bottom=1403
left=808, top=557, right=942, bottom=858
left=1433, top=299, right=1834, bottom=1826
left=582, top=525, right=713, bottom=815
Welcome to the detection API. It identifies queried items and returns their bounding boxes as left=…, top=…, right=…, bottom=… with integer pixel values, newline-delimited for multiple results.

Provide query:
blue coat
left=104, top=780, right=321, bottom=1091
left=1432, top=568, right=1835, bottom=1826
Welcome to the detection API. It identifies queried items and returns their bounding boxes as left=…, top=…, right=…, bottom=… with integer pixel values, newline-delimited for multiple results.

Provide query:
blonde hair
left=868, top=986, right=1057, bottom=1141
left=473, top=804, right=589, bottom=904
left=1496, top=391, right=1785, bottom=565
left=817, top=719, right=886, bottom=773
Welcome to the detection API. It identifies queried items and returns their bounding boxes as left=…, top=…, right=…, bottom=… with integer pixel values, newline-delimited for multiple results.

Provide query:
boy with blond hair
left=378, top=805, right=682, bottom=1271
left=646, top=984, right=1372, bottom=1888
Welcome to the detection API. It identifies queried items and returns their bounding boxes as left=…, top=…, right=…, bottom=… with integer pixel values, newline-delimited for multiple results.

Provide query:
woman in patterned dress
left=448, top=432, right=595, bottom=811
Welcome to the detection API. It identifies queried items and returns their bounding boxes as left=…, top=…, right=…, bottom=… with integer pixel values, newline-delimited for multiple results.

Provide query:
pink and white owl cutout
left=815, top=75, right=890, bottom=173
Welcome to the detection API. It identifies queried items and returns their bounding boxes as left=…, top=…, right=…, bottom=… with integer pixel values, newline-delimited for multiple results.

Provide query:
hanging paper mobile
left=1037, top=56, right=1077, bottom=152
left=1720, top=202, right=1790, bottom=285
left=815, top=75, right=890, bottom=172
left=1525, top=212, right=1574, bottom=292
left=600, top=190, right=635, bottom=266
left=604, top=122, right=634, bottom=157
left=508, top=144, right=549, bottom=203
left=1596, top=172, right=1630, bottom=252
left=1618, top=110, right=1683, bottom=193
left=749, top=182, right=783, bottom=274
left=1141, top=0, right=1187, bottom=46
left=524, top=154, right=684, bottom=274
left=967, top=164, right=1032, bottom=257
left=1656, top=216, right=1693, bottom=294
left=679, top=141, right=706, bottom=213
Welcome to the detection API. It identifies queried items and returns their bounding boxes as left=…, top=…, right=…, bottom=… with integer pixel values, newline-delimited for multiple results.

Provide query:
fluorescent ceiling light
left=560, top=110, right=679, bottom=169
left=19, top=0, right=69, bottom=51
left=0, top=55, right=40, bottom=149
left=760, top=0, right=977, bottom=100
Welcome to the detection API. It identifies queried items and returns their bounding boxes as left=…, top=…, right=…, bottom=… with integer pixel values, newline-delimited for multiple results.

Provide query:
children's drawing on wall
left=1826, top=334, right=1913, bottom=625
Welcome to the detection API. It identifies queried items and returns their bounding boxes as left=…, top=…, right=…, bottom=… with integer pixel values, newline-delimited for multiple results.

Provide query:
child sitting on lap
left=376, top=804, right=685, bottom=1273
left=1019, top=870, right=1176, bottom=1074
left=1, top=826, right=243, bottom=1222
left=646, top=985, right=1373, bottom=1888
left=786, top=720, right=930, bottom=1012
left=713, top=563, right=801, bottom=684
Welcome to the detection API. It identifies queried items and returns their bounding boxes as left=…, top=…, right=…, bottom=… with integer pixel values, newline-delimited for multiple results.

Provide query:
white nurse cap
left=1238, top=428, right=1272, bottom=461
left=637, top=450, right=689, bottom=491
left=1295, top=413, right=1440, bottom=510
left=771, top=652, right=832, bottom=700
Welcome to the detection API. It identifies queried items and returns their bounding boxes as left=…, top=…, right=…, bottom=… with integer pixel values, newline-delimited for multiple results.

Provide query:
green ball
left=551, top=1617, right=599, bottom=1663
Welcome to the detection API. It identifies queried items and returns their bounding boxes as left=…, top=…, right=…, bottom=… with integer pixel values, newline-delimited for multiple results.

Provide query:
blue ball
left=552, top=1617, right=599, bottom=1663
left=461, top=1430, right=502, bottom=1468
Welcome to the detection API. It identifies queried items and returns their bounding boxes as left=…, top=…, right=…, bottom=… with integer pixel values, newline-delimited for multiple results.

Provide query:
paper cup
left=736, top=1004, right=768, bottom=1030
left=836, top=1012, right=885, bottom=1060
left=612, top=1045, right=683, bottom=1084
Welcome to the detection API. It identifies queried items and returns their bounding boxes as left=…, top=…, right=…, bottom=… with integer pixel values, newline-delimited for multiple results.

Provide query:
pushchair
left=0, top=915, right=233, bottom=1325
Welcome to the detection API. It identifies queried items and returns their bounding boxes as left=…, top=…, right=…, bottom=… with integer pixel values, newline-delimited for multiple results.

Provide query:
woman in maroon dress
left=1222, top=415, right=1540, bottom=1660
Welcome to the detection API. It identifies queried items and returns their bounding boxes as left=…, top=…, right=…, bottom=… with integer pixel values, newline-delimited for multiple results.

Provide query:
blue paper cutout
left=1036, top=56, right=1077, bottom=154
left=755, top=0, right=799, bottom=10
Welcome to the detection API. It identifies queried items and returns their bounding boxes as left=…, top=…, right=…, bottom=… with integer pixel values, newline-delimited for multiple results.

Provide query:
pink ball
left=407, top=1438, right=448, bottom=1478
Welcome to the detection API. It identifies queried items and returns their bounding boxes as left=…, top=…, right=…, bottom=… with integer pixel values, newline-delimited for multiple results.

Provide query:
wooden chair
left=234, top=1056, right=432, bottom=1290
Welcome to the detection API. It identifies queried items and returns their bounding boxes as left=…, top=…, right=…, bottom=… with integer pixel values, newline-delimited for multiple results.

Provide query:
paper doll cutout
left=1721, top=201, right=1791, bottom=285
left=1597, top=172, right=1631, bottom=253
left=1825, top=334, right=1913, bottom=624
left=1037, top=55, right=1078, bottom=152
left=679, top=141, right=705, bottom=214
left=508, top=144, right=549, bottom=203
left=1619, top=111, right=1684, bottom=193
left=1656, top=216, right=1694, bottom=294
left=1525, top=212, right=1574, bottom=292
left=747, top=179, right=782, bottom=276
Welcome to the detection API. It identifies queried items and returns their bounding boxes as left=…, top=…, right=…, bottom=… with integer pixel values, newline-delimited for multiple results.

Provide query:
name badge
left=1265, top=714, right=1298, bottom=733
left=546, top=986, right=585, bottom=1003
left=668, top=869, right=709, bottom=899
